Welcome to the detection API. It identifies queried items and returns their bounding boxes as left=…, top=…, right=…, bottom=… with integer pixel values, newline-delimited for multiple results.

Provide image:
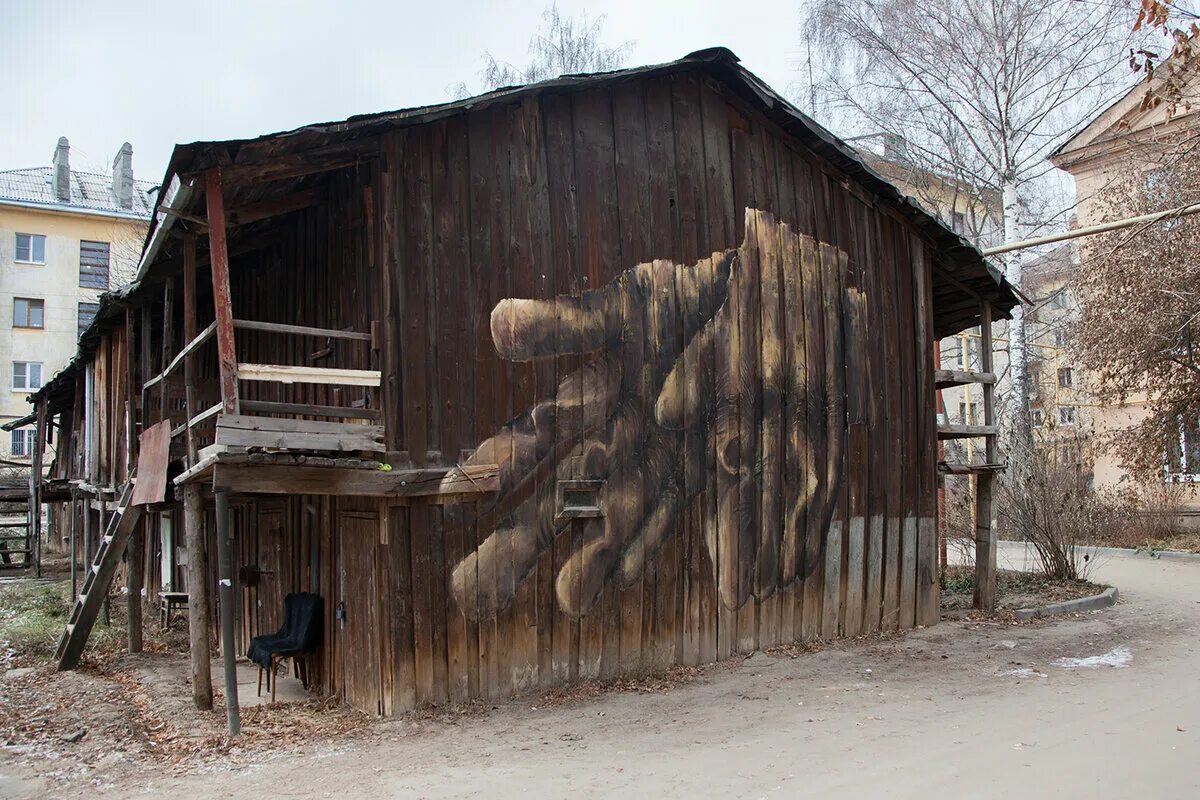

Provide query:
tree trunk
left=1001, top=179, right=1030, bottom=442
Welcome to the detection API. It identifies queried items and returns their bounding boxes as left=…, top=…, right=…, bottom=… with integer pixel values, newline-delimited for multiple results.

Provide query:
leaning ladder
left=55, top=479, right=143, bottom=670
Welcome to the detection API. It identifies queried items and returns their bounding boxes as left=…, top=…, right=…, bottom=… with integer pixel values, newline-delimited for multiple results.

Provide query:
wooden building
left=30, top=48, right=1017, bottom=716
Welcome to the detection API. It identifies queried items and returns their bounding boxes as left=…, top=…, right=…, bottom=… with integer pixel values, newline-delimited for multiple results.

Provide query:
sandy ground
left=2, top=545, right=1197, bottom=800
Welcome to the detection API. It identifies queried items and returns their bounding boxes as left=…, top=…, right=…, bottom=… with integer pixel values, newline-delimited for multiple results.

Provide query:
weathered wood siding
left=249, top=72, right=939, bottom=714
left=58, top=70, right=939, bottom=715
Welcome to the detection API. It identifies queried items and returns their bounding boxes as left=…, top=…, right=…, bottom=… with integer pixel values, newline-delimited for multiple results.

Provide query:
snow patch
left=1053, top=646, right=1132, bottom=669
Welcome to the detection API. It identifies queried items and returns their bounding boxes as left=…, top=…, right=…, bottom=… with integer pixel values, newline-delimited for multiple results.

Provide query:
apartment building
left=0, top=137, right=154, bottom=458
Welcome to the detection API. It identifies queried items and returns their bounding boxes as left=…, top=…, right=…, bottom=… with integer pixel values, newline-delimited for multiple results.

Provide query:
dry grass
left=940, top=565, right=1102, bottom=611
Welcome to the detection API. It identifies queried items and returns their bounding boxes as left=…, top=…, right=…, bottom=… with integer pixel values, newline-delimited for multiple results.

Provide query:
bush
left=998, top=434, right=1113, bottom=580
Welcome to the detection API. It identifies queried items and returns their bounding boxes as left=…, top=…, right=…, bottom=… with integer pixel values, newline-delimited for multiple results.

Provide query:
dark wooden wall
left=58, top=69, right=940, bottom=716
left=292, top=71, right=937, bottom=714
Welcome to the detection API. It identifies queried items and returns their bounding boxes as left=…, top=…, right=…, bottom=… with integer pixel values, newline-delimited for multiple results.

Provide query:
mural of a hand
left=449, top=208, right=852, bottom=620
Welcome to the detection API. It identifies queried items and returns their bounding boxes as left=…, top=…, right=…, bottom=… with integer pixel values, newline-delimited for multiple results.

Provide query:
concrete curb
left=1013, top=586, right=1119, bottom=621
left=997, top=541, right=1200, bottom=563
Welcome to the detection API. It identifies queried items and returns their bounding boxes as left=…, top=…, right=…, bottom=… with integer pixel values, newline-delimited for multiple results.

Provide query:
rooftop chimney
left=52, top=137, right=71, bottom=202
left=112, top=142, right=133, bottom=210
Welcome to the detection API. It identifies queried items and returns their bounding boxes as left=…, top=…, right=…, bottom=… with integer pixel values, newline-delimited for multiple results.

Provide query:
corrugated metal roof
left=0, top=166, right=157, bottom=218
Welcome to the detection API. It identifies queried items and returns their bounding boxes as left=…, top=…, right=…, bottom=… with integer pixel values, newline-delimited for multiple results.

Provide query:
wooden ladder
left=0, top=494, right=32, bottom=570
left=55, top=480, right=143, bottom=670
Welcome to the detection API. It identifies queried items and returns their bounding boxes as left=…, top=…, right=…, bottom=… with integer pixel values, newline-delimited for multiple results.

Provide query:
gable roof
left=33, top=47, right=1020, bottom=411
left=1052, top=52, right=1200, bottom=170
left=0, top=166, right=158, bottom=219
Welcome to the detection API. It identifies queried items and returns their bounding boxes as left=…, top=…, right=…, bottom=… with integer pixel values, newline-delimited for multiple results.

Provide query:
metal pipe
left=983, top=201, right=1200, bottom=256
left=215, top=490, right=241, bottom=736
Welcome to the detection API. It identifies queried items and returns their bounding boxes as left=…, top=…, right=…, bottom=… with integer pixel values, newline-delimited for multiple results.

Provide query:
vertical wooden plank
left=879, top=215, right=903, bottom=631
left=912, top=240, right=939, bottom=627
left=611, top=81, right=651, bottom=676
left=182, top=235, right=199, bottom=466
left=539, top=92, right=580, bottom=687
left=670, top=74, right=707, bottom=667
left=571, top=88, right=624, bottom=680
left=505, top=100, right=541, bottom=692
left=863, top=209, right=886, bottom=634
left=432, top=117, right=471, bottom=704
left=896, top=226, right=919, bottom=630
left=642, top=76, right=682, bottom=669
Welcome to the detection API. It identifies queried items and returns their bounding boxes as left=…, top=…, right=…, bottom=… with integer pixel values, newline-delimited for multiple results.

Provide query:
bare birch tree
left=451, top=4, right=634, bottom=98
left=800, top=0, right=1140, bottom=436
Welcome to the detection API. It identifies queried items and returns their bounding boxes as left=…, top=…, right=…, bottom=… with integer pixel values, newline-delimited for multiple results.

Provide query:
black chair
left=248, top=592, right=323, bottom=703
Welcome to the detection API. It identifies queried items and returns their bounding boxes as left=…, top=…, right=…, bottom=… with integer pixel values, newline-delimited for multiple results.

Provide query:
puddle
left=1053, top=646, right=1132, bottom=669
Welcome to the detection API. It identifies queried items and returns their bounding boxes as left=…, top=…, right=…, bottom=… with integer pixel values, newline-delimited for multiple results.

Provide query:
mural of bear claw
left=448, top=207, right=857, bottom=620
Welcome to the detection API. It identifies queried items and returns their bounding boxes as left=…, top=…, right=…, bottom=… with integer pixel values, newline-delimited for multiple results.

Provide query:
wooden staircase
left=55, top=480, right=143, bottom=670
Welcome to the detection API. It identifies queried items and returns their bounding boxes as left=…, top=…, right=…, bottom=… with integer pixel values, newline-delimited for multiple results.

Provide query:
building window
left=1049, top=290, right=1068, bottom=310
left=958, top=402, right=978, bottom=425
left=1166, top=418, right=1200, bottom=478
left=952, top=211, right=966, bottom=234
left=1052, top=329, right=1069, bottom=348
left=13, top=298, right=44, bottom=329
left=965, top=336, right=980, bottom=370
left=78, top=301, right=99, bottom=338
left=12, top=361, right=43, bottom=392
left=1031, top=408, right=1045, bottom=427
left=9, top=428, right=31, bottom=457
left=1058, top=367, right=1073, bottom=388
left=15, top=233, right=46, bottom=264
left=1057, top=406, right=1076, bottom=426
left=79, top=240, right=110, bottom=289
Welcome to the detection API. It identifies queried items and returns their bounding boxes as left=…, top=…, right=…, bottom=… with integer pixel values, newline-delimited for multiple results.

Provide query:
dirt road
left=4, top=547, right=1197, bottom=799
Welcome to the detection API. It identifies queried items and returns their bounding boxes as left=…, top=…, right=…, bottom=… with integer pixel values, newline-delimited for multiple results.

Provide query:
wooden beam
left=934, top=369, right=998, bottom=390
left=226, top=189, right=319, bottom=226
left=231, top=318, right=371, bottom=342
left=218, top=139, right=380, bottom=186
left=238, top=399, right=381, bottom=421
left=182, top=235, right=199, bottom=465
left=938, top=462, right=1006, bottom=475
left=204, top=167, right=239, bottom=415
left=236, top=363, right=382, bottom=386
left=214, top=490, right=240, bottom=736
left=974, top=302, right=998, bottom=612
left=209, top=462, right=499, bottom=497
left=936, top=424, right=998, bottom=440
left=214, top=414, right=384, bottom=453
left=171, top=402, right=222, bottom=439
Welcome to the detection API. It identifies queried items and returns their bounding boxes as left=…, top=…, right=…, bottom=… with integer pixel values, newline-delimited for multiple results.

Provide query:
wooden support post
left=159, top=280, right=175, bottom=421
left=69, top=491, right=78, bottom=598
left=81, top=500, right=91, bottom=582
left=99, top=497, right=110, bottom=626
left=205, top=168, right=240, bottom=415
left=30, top=401, right=45, bottom=578
left=183, top=484, right=213, bottom=710
left=127, top=515, right=144, bottom=652
left=214, top=490, right=240, bottom=735
left=182, top=235, right=199, bottom=465
left=933, top=339, right=947, bottom=569
left=973, top=303, right=998, bottom=611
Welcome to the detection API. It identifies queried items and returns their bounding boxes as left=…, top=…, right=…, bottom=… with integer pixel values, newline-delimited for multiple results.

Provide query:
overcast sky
left=1, top=0, right=810, bottom=185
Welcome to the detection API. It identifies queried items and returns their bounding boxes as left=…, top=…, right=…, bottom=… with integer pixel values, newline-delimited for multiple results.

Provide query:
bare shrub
left=998, top=435, right=1114, bottom=580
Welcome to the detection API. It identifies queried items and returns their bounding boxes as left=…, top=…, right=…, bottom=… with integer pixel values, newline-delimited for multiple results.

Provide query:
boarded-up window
left=78, top=301, right=99, bottom=338
left=79, top=240, right=110, bottom=289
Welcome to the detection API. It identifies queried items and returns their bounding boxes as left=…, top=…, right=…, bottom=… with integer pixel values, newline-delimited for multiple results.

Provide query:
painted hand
left=449, top=208, right=852, bottom=620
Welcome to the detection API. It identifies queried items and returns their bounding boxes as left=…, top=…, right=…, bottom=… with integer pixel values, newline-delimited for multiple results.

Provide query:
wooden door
left=337, top=510, right=382, bottom=714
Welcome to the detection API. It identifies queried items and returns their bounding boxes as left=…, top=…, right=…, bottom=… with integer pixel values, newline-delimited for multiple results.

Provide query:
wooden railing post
left=182, top=234, right=199, bottom=465
left=204, top=167, right=240, bottom=735
left=205, top=167, right=239, bottom=415
left=973, top=302, right=998, bottom=610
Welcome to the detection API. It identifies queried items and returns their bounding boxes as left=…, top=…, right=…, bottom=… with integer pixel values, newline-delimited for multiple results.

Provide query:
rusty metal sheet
left=131, top=420, right=172, bottom=506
